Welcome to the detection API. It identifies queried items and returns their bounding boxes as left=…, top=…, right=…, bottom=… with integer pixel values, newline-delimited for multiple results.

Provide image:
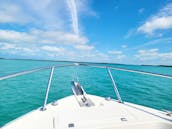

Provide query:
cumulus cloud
left=72, top=50, right=110, bottom=62
left=0, top=0, right=96, bottom=33
left=0, top=30, right=35, bottom=43
left=138, top=17, right=172, bottom=34
left=0, top=43, right=16, bottom=50
left=0, top=0, right=96, bottom=30
left=0, top=29, right=88, bottom=45
left=135, top=48, right=172, bottom=64
left=0, top=0, right=99, bottom=61
left=138, top=2, right=172, bottom=35
left=41, top=46, right=65, bottom=53
left=0, top=0, right=70, bottom=29
left=74, top=44, right=94, bottom=50
left=40, top=46, right=109, bottom=62
left=108, top=50, right=126, bottom=60
left=0, top=43, right=38, bottom=56
left=0, top=2, right=31, bottom=24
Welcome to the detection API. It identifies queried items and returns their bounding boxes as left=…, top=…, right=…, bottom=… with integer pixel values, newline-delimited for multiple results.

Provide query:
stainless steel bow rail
left=41, top=66, right=55, bottom=111
left=80, top=63, right=172, bottom=79
left=0, top=63, right=172, bottom=110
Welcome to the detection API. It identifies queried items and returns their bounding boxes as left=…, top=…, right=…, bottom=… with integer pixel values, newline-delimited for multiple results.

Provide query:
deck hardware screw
left=52, top=101, right=58, bottom=106
left=105, top=97, right=111, bottom=101
left=121, top=118, right=127, bottom=121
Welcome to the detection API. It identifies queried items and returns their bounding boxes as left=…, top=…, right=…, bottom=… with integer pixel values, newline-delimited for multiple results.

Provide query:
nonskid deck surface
left=1, top=95, right=172, bottom=129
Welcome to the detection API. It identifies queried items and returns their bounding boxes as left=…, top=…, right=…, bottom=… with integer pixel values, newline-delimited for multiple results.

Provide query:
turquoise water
left=0, top=59, right=172, bottom=126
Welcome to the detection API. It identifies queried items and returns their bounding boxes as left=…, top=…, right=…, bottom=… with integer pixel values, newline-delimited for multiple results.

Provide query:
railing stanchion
left=41, top=66, right=55, bottom=111
left=106, top=67, right=123, bottom=103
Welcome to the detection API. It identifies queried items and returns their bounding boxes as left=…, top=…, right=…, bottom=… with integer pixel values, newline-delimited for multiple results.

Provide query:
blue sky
left=0, top=0, right=172, bottom=65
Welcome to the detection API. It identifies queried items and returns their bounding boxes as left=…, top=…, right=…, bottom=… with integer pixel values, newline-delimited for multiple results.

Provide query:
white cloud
left=73, top=50, right=110, bottom=62
left=0, top=43, right=38, bottom=56
left=16, top=47, right=37, bottom=54
left=41, top=46, right=65, bottom=53
left=138, top=17, right=172, bottom=34
left=0, top=30, right=35, bottom=43
left=0, top=43, right=16, bottom=50
left=0, top=2, right=30, bottom=24
left=0, top=0, right=68, bottom=29
left=75, top=0, right=97, bottom=17
left=138, top=2, right=172, bottom=35
left=0, top=0, right=95, bottom=30
left=74, top=44, right=94, bottom=50
left=135, top=48, right=172, bottom=64
left=131, top=37, right=172, bottom=50
left=0, top=29, right=88, bottom=45
left=0, top=0, right=97, bottom=29
left=0, top=43, right=110, bottom=62
left=31, top=29, right=88, bottom=44
left=108, top=50, right=125, bottom=60
left=0, top=0, right=101, bottom=62
left=39, top=46, right=109, bottom=62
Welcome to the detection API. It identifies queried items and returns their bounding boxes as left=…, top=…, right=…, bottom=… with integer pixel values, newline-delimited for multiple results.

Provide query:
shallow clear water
left=0, top=59, right=172, bottom=126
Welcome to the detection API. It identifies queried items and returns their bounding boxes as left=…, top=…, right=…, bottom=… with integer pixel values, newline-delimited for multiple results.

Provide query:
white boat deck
left=1, top=95, right=172, bottom=129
